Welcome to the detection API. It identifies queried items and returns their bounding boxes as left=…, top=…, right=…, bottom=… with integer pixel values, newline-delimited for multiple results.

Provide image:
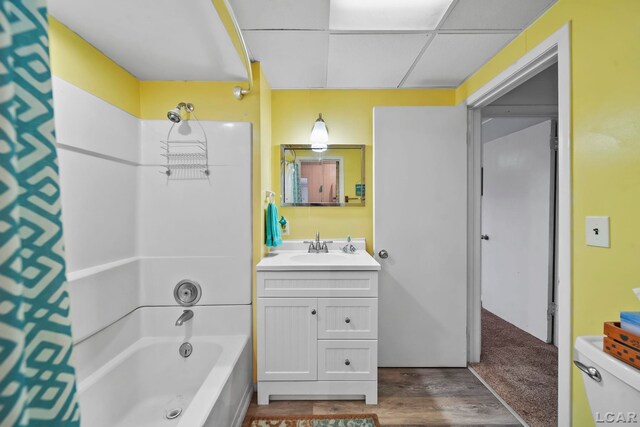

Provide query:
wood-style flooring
left=243, top=368, right=521, bottom=426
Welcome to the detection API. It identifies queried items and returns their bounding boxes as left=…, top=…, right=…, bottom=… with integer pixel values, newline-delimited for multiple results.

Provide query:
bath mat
left=247, top=414, right=380, bottom=427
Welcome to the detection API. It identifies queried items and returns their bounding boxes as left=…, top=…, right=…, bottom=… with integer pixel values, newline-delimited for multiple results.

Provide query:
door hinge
left=547, top=302, right=557, bottom=317
left=551, top=137, right=559, bottom=151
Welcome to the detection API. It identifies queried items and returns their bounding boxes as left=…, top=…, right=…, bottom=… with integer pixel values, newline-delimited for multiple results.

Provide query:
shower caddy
left=161, top=102, right=210, bottom=180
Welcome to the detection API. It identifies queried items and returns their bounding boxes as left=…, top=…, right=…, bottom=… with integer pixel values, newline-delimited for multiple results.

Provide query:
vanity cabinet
left=257, top=270, right=379, bottom=405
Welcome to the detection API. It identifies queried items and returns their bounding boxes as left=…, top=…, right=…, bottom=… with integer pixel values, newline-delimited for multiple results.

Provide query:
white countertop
left=257, top=250, right=381, bottom=271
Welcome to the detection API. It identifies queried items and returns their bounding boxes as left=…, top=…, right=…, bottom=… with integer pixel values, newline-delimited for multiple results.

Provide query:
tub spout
left=175, top=309, right=194, bottom=326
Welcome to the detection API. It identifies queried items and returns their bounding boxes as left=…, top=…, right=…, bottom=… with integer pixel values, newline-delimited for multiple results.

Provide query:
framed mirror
left=280, top=145, right=365, bottom=207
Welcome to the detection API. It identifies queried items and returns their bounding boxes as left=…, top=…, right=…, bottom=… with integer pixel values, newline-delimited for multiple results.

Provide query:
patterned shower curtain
left=291, top=163, right=302, bottom=204
left=0, top=1, right=80, bottom=426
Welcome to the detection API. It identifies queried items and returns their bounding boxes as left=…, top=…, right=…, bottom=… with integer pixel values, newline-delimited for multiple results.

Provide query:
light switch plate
left=586, top=216, right=610, bottom=247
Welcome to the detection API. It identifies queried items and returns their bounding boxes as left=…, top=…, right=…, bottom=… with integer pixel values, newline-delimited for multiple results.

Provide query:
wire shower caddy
left=161, top=104, right=210, bottom=180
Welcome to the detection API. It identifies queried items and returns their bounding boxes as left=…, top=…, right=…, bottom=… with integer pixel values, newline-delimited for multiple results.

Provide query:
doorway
left=472, top=63, right=560, bottom=426
left=466, top=24, right=571, bottom=426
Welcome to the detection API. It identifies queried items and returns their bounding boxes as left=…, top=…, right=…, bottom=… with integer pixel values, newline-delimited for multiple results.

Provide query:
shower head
left=167, top=103, right=194, bottom=123
left=167, top=108, right=181, bottom=123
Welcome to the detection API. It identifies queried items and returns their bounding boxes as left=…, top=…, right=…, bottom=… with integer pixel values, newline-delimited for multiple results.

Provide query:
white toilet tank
left=574, top=336, right=640, bottom=425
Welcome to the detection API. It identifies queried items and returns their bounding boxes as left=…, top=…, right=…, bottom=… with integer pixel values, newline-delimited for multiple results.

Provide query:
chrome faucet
left=304, top=231, right=333, bottom=253
left=175, top=309, right=194, bottom=326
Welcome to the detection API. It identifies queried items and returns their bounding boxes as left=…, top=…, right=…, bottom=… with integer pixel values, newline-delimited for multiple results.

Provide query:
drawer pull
left=311, top=309, right=317, bottom=315
left=345, top=317, right=351, bottom=324
left=345, top=359, right=351, bottom=366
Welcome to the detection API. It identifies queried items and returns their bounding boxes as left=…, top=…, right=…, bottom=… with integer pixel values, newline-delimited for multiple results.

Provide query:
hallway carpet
left=471, top=309, right=558, bottom=427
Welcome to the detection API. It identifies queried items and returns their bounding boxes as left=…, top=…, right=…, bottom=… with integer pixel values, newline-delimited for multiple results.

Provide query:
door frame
left=465, top=23, right=572, bottom=425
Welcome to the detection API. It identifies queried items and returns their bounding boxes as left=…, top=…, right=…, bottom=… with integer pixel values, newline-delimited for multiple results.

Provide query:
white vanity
left=256, top=240, right=381, bottom=405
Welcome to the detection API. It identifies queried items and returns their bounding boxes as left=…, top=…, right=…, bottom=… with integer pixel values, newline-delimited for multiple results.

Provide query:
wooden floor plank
left=243, top=368, right=521, bottom=426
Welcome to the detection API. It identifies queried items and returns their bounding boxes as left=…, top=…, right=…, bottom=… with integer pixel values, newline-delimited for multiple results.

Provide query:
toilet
left=574, top=336, right=640, bottom=425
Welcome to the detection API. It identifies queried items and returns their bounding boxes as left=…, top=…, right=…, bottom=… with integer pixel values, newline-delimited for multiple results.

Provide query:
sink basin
left=290, top=253, right=349, bottom=264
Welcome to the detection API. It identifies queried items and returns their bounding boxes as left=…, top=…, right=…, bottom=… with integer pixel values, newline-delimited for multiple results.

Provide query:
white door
left=258, top=298, right=317, bottom=381
left=374, top=105, right=468, bottom=367
left=481, top=120, right=555, bottom=342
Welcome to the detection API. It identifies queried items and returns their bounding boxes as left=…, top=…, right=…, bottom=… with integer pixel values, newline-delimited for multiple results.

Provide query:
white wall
left=490, top=63, right=558, bottom=106
left=138, top=121, right=252, bottom=306
left=482, top=116, right=550, bottom=144
left=54, top=77, right=141, bottom=342
left=53, top=78, right=252, bottom=343
left=481, top=120, right=554, bottom=341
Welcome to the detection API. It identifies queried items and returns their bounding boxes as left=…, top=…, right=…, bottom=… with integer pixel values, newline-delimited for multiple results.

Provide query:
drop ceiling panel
left=48, top=0, right=246, bottom=81
left=243, top=31, right=329, bottom=88
left=441, top=0, right=556, bottom=30
left=229, top=0, right=329, bottom=30
left=327, top=34, right=429, bottom=88
left=330, top=0, right=454, bottom=31
left=404, top=33, right=516, bottom=87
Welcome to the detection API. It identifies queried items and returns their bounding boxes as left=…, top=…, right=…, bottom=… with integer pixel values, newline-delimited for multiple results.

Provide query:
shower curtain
left=291, top=163, right=302, bottom=204
left=0, top=1, right=80, bottom=426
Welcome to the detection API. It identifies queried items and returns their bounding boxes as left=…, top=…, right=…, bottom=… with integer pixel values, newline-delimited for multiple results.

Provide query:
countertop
left=256, top=250, right=381, bottom=271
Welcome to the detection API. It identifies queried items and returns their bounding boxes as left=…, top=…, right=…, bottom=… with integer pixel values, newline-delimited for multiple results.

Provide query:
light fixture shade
left=310, top=113, right=329, bottom=152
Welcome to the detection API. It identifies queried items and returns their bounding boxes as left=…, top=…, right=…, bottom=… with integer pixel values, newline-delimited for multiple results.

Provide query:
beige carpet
left=471, top=309, right=558, bottom=427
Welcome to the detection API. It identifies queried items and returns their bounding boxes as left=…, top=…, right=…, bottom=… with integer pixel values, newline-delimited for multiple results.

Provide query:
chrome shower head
left=167, top=108, right=181, bottom=123
left=167, top=103, right=195, bottom=123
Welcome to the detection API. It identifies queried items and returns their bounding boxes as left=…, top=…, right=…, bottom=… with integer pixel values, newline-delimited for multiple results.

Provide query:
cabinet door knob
left=311, top=309, right=317, bottom=315
left=378, top=249, right=389, bottom=259
left=345, top=359, right=351, bottom=366
left=345, top=317, right=351, bottom=324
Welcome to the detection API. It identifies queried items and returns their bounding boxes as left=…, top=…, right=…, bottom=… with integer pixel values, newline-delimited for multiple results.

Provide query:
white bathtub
left=73, top=306, right=253, bottom=427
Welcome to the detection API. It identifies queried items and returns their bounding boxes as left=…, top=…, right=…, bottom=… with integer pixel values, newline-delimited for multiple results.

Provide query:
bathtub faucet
left=175, top=309, right=194, bottom=326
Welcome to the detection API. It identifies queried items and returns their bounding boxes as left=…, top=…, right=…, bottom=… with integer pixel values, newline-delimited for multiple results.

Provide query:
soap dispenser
left=342, top=236, right=357, bottom=254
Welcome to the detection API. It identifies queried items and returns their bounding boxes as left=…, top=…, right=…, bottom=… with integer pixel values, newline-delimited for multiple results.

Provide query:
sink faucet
left=175, top=309, right=194, bottom=326
left=304, top=231, right=333, bottom=253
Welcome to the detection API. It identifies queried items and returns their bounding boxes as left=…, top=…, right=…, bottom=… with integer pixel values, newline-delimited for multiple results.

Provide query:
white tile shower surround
left=52, top=77, right=252, bottom=344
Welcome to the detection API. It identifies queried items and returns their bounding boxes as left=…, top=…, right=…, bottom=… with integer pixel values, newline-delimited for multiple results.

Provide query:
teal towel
left=265, top=202, right=282, bottom=247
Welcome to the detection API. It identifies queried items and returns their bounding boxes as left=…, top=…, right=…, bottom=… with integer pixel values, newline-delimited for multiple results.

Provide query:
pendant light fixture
left=310, top=113, right=329, bottom=152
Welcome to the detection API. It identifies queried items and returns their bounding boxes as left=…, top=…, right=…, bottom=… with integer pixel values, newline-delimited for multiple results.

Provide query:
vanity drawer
left=318, top=340, right=377, bottom=381
left=258, top=271, right=378, bottom=297
left=317, top=298, right=377, bottom=339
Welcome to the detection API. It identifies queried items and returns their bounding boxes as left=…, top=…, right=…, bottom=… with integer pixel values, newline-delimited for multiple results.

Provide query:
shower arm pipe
left=214, top=0, right=253, bottom=100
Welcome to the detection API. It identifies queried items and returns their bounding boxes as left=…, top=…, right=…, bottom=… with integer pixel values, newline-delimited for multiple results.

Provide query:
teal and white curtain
left=284, top=162, right=302, bottom=204
left=0, top=1, right=80, bottom=426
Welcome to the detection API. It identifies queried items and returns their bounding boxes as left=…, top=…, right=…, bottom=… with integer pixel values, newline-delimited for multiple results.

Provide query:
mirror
left=280, top=145, right=365, bottom=207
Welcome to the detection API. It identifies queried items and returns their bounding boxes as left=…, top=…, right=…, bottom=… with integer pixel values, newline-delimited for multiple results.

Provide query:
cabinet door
left=258, top=298, right=317, bottom=381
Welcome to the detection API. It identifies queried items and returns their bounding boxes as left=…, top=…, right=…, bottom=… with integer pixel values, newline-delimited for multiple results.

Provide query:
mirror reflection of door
left=300, top=160, right=339, bottom=204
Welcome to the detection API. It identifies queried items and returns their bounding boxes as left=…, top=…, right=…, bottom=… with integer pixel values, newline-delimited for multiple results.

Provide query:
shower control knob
left=345, top=317, right=351, bottom=324
left=174, top=280, right=202, bottom=307
left=311, top=309, right=317, bottom=315
left=378, top=249, right=389, bottom=259
left=344, top=359, right=351, bottom=366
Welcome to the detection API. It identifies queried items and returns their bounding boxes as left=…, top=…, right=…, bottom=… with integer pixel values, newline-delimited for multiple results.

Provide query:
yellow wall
left=48, top=17, right=140, bottom=117
left=271, top=89, right=455, bottom=254
left=456, top=0, right=640, bottom=424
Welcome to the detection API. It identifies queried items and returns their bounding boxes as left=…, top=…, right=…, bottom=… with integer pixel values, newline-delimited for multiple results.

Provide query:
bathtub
left=73, top=306, right=253, bottom=427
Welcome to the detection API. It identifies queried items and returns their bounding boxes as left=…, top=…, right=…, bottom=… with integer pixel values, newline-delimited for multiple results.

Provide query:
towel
left=265, top=202, right=282, bottom=247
